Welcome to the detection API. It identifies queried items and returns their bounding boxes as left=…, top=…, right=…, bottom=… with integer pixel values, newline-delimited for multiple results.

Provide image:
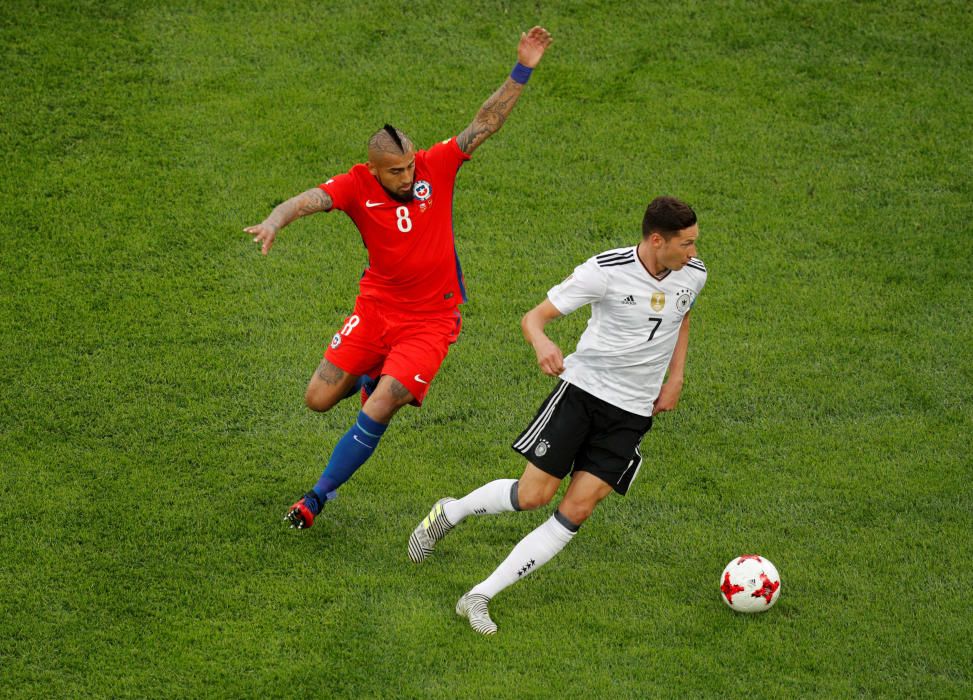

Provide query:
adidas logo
left=622, top=295, right=636, bottom=305
left=517, top=559, right=536, bottom=577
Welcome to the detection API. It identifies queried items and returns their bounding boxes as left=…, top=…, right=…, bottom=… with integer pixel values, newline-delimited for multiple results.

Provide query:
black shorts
left=511, top=380, right=653, bottom=495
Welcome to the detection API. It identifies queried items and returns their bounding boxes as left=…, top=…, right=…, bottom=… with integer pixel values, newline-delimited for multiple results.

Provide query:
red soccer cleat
left=284, top=493, right=320, bottom=529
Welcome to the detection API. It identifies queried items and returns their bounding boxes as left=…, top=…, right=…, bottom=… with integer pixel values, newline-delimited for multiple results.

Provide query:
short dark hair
left=642, top=196, right=697, bottom=239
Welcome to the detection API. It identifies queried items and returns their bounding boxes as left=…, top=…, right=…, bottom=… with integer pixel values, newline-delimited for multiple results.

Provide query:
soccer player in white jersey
left=408, top=196, right=707, bottom=634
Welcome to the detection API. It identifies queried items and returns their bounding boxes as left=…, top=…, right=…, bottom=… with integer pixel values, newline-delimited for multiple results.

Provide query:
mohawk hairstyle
left=383, top=123, right=404, bottom=153
left=368, top=124, right=413, bottom=157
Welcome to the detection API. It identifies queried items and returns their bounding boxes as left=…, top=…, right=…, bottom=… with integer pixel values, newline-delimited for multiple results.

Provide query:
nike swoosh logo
left=414, top=374, right=429, bottom=384
left=365, top=200, right=384, bottom=208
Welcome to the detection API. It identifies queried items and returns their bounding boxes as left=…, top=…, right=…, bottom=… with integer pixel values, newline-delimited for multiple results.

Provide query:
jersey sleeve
left=547, top=257, right=609, bottom=315
left=688, top=261, right=708, bottom=309
left=319, top=171, right=358, bottom=212
left=421, top=137, right=472, bottom=175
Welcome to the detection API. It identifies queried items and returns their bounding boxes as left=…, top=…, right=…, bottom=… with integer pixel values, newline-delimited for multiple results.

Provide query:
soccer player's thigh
left=573, top=407, right=653, bottom=503
left=307, top=301, right=387, bottom=410
left=511, top=382, right=591, bottom=507
left=379, top=312, right=460, bottom=406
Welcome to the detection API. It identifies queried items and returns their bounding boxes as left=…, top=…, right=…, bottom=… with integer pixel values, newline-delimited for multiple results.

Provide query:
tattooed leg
left=305, top=359, right=358, bottom=412
left=362, top=376, right=416, bottom=423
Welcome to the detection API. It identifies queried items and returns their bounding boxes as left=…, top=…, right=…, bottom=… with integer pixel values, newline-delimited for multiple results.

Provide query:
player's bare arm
left=244, top=187, right=333, bottom=256
left=456, top=26, right=552, bottom=155
left=653, top=312, right=692, bottom=415
left=521, top=298, right=565, bottom=377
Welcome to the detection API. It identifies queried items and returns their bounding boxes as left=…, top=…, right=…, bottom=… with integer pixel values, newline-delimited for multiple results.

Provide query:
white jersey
left=547, top=246, right=707, bottom=416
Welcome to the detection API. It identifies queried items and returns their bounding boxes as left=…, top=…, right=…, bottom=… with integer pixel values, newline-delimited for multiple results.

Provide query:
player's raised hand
left=517, top=26, right=552, bottom=68
left=244, top=222, right=278, bottom=256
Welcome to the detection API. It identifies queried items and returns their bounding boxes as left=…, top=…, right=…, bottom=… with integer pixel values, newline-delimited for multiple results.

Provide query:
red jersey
left=320, top=137, right=471, bottom=313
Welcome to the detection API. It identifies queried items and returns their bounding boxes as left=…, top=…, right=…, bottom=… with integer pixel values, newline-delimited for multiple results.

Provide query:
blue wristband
left=510, top=62, right=533, bottom=84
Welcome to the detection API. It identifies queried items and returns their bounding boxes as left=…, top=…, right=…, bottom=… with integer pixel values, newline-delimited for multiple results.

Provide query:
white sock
left=469, top=512, right=577, bottom=599
left=443, top=478, right=518, bottom=524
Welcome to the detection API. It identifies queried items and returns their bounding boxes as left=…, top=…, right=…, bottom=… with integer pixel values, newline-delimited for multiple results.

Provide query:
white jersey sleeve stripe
left=596, top=251, right=631, bottom=263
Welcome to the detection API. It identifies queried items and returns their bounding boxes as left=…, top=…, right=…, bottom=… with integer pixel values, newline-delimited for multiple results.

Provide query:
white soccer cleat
left=456, top=592, right=497, bottom=635
left=408, top=497, right=456, bottom=563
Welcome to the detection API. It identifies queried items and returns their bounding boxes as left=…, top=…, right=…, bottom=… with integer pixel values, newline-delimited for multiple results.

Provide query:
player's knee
left=361, top=395, right=405, bottom=424
left=558, top=500, right=596, bottom=525
left=362, top=378, right=413, bottom=421
left=515, top=484, right=554, bottom=511
left=304, top=387, right=337, bottom=413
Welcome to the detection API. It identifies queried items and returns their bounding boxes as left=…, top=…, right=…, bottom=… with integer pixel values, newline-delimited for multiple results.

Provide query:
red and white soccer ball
left=720, top=555, right=781, bottom=613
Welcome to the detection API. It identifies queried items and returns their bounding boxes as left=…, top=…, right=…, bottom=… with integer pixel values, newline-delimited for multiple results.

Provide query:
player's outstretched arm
left=653, top=313, right=692, bottom=415
left=456, top=26, right=552, bottom=155
left=243, top=187, right=333, bottom=256
left=521, top=298, right=565, bottom=377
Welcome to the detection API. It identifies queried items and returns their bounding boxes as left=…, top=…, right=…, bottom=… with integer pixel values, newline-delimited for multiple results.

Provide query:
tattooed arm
left=456, top=26, right=552, bottom=155
left=456, top=79, right=525, bottom=155
left=243, top=187, right=333, bottom=256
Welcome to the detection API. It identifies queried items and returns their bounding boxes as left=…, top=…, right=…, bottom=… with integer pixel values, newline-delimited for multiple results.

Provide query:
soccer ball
left=720, top=555, right=781, bottom=613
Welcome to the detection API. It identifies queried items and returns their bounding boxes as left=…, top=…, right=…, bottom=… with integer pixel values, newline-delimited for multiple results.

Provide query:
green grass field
left=2, top=0, right=971, bottom=697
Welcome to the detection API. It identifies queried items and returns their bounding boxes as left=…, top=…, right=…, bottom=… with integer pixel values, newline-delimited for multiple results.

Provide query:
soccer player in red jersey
left=244, top=27, right=553, bottom=530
